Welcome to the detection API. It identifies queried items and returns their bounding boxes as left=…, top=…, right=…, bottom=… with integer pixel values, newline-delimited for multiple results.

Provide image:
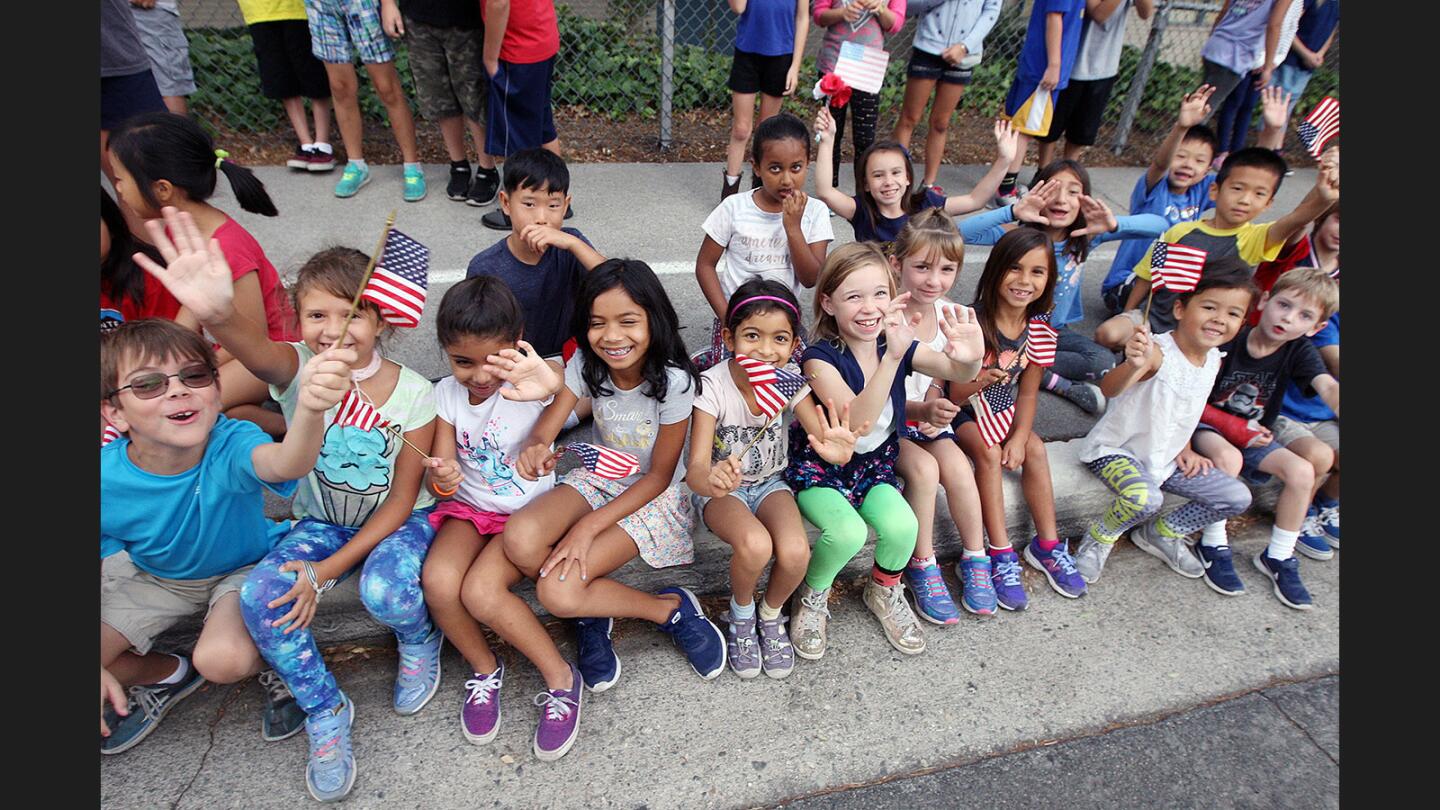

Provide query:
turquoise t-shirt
left=271, top=343, right=437, bottom=528
left=100, top=416, right=297, bottom=580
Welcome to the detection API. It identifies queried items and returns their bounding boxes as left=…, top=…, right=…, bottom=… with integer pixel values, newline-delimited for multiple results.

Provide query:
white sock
left=403, top=161, right=421, bottom=172
left=729, top=597, right=755, bottom=620
left=962, top=548, right=987, bottom=560
left=313, top=142, right=333, bottom=154
left=725, top=174, right=740, bottom=184
left=156, top=654, right=189, bottom=685
left=1201, top=521, right=1229, bottom=548
left=301, top=142, right=314, bottom=151
left=349, top=158, right=368, bottom=170
left=1266, top=526, right=1300, bottom=560
left=757, top=600, right=782, bottom=621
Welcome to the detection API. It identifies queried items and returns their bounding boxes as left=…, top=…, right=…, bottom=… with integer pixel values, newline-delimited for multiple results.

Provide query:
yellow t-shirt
left=1133, top=219, right=1283, bottom=333
left=236, top=0, right=306, bottom=25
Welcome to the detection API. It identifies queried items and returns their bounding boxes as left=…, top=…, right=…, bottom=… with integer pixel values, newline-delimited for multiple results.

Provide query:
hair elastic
left=732, top=295, right=800, bottom=317
left=213, top=148, right=229, bottom=169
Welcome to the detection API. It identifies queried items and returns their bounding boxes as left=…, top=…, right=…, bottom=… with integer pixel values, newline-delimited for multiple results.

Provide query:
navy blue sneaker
left=1295, top=509, right=1334, bottom=561
left=100, top=660, right=206, bottom=755
left=1195, top=544, right=1245, bottom=596
left=656, top=586, right=726, bottom=679
left=573, top=617, right=621, bottom=693
left=1316, top=501, right=1339, bottom=547
left=1253, top=551, right=1314, bottom=610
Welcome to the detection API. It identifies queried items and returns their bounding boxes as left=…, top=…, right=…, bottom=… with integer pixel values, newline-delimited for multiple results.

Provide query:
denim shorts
left=695, top=473, right=792, bottom=517
left=906, top=48, right=975, bottom=86
left=1198, top=424, right=1285, bottom=485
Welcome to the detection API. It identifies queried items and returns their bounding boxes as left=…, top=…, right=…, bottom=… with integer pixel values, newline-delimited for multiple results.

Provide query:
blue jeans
left=240, top=511, right=436, bottom=716
left=1053, top=325, right=1116, bottom=383
left=1269, top=62, right=1316, bottom=117
left=1215, top=71, right=1262, bottom=155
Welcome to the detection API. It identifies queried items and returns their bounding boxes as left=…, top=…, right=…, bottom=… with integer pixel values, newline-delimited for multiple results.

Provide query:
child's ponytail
left=107, top=112, right=278, bottom=217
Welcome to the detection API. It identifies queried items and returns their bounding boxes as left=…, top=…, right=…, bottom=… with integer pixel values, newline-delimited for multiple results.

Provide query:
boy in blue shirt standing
left=1101, top=85, right=1221, bottom=314
left=993, top=0, right=1086, bottom=206
left=100, top=318, right=353, bottom=754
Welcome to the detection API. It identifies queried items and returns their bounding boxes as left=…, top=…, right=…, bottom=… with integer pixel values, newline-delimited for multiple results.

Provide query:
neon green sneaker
left=403, top=165, right=427, bottom=202
left=333, top=161, right=370, bottom=198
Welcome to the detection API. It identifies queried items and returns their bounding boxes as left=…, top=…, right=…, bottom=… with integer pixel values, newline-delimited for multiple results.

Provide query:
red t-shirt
left=213, top=217, right=299, bottom=341
left=484, top=0, right=559, bottom=64
left=100, top=271, right=181, bottom=332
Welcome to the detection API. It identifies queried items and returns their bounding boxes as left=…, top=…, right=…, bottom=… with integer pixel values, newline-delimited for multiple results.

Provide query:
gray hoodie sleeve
left=957, top=0, right=1004, bottom=57
left=907, top=0, right=948, bottom=15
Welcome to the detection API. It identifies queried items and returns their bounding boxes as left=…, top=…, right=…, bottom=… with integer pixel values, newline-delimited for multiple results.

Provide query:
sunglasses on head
left=107, top=364, right=217, bottom=400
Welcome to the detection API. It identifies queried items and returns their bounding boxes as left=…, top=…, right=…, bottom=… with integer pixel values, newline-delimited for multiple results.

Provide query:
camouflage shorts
left=404, top=16, right=486, bottom=123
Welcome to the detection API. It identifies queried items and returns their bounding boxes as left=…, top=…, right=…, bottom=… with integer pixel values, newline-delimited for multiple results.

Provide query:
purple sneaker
left=989, top=549, right=1029, bottom=611
left=532, top=664, right=584, bottom=761
left=460, top=662, right=503, bottom=744
left=1023, top=539, right=1087, bottom=599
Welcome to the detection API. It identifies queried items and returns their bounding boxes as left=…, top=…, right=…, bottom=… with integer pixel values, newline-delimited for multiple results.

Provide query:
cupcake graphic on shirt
left=314, top=423, right=394, bottom=526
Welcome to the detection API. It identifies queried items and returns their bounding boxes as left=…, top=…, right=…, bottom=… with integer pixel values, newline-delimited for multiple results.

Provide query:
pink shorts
left=428, top=499, right=510, bottom=536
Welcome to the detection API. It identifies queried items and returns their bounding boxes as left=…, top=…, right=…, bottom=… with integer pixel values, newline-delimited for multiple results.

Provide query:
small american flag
left=735, top=355, right=808, bottom=419
left=1297, top=97, right=1339, bottom=158
left=1151, top=243, right=1208, bottom=293
left=566, top=442, right=641, bottom=480
left=1025, top=316, right=1058, bottom=367
left=969, top=382, right=1015, bottom=448
left=834, top=41, right=889, bottom=95
left=362, top=228, right=430, bottom=327
left=101, top=424, right=122, bottom=447
left=333, top=387, right=389, bottom=431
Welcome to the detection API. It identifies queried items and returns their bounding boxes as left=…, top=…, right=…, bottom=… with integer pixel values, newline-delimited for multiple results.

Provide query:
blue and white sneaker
left=903, top=562, right=960, bottom=625
left=1316, top=501, right=1340, bottom=547
left=1253, top=551, right=1314, bottom=611
left=1295, top=509, right=1334, bottom=561
left=1023, top=539, right=1087, bottom=598
left=574, top=617, right=621, bottom=692
left=989, top=549, right=1028, bottom=611
left=394, top=628, right=444, bottom=715
left=956, top=555, right=997, bottom=616
left=305, top=692, right=356, bottom=802
left=1195, top=543, right=1245, bottom=596
left=333, top=161, right=370, bottom=198
left=100, top=659, right=206, bottom=754
left=656, top=586, right=726, bottom=679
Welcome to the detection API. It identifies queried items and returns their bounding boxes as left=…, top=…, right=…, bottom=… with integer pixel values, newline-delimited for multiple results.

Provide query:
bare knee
left=773, top=534, right=811, bottom=572
left=501, top=514, right=548, bottom=568
left=1302, top=443, right=1335, bottom=476
left=900, top=450, right=940, bottom=495
left=191, top=639, right=259, bottom=684
left=460, top=575, right=505, bottom=621
left=731, top=528, right=775, bottom=570
left=327, top=71, right=358, bottom=101
left=1096, top=317, right=1132, bottom=349
left=421, top=559, right=464, bottom=607
left=535, top=577, right=585, bottom=619
left=1279, top=457, right=1315, bottom=491
left=730, top=119, right=752, bottom=143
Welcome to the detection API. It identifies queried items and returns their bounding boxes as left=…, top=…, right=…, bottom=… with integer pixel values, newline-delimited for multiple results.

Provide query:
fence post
left=660, top=0, right=675, bottom=150
left=1111, top=0, right=1171, bottom=155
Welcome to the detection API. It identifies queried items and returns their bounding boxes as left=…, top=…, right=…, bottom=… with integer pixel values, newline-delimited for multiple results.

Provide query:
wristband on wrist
left=302, top=561, right=338, bottom=603
left=431, top=478, right=459, bottom=497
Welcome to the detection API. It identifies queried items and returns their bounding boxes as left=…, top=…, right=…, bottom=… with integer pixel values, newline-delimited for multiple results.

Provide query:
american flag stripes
left=1025, top=317, right=1058, bottom=367
left=362, top=228, right=430, bottom=327
left=833, top=41, right=889, bottom=94
left=1150, top=243, right=1208, bottom=293
left=333, top=388, right=389, bottom=431
left=565, top=443, right=642, bottom=480
left=969, top=383, right=1015, bottom=448
left=1297, top=97, right=1339, bottom=158
left=735, top=355, right=809, bottom=419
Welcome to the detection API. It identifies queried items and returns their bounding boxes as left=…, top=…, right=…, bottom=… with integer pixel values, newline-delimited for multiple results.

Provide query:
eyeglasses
left=107, top=364, right=217, bottom=400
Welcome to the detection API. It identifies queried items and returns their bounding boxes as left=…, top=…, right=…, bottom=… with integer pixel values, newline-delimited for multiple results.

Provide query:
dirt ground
left=214, top=106, right=1319, bottom=171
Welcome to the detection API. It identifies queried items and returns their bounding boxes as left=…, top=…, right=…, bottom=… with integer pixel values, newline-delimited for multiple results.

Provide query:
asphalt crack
left=1258, top=688, right=1339, bottom=766
left=171, top=683, right=247, bottom=809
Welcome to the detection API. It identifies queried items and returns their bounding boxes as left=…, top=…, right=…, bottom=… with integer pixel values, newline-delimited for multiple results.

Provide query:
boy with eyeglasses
left=99, top=319, right=352, bottom=754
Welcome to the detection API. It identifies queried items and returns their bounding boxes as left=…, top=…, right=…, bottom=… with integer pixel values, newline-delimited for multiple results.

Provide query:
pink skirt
left=428, top=499, right=510, bottom=536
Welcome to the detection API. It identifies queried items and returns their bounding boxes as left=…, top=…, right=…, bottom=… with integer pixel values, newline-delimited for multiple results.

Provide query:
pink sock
left=987, top=544, right=1013, bottom=558
left=1034, top=537, right=1059, bottom=553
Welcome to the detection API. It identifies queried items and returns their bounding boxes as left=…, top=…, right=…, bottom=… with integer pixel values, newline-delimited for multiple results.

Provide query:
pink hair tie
left=731, top=295, right=800, bottom=318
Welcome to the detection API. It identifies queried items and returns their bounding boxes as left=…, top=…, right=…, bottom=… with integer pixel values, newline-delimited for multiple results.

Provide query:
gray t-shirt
left=102, top=0, right=150, bottom=77
left=564, top=355, right=697, bottom=487
left=1071, top=0, right=1134, bottom=81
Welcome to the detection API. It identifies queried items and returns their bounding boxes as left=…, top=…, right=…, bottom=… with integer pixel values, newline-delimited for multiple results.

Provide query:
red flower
left=818, top=73, right=852, bottom=108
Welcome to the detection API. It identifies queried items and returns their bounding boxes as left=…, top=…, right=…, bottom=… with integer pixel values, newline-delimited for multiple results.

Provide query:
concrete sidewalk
left=99, top=522, right=1339, bottom=809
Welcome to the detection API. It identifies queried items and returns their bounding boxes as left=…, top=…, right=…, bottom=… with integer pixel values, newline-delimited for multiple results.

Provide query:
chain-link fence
left=174, top=1, right=1336, bottom=166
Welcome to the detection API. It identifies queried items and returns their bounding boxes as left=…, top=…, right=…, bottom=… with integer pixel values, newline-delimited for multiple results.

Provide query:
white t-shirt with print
left=433, top=376, right=555, bottom=515
left=271, top=343, right=437, bottom=528
left=902, top=300, right=954, bottom=405
left=564, top=355, right=697, bottom=487
left=702, top=188, right=834, bottom=300
left=693, top=363, right=789, bottom=487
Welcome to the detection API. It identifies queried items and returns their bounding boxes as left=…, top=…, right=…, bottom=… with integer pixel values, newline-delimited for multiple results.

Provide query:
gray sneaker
left=1131, top=520, right=1204, bottom=579
left=789, top=583, right=831, bottom=660
left=862, top=580, right=926, bottom=655
left=1060, top=381, right=1107, bottom=415
left=259, top=669, right=305, bottom=742
left=757, top=614, right=795, bottom=679
left=1073, top=535, right=1115, bottom=584
left=720, top=610, right=762, bottom=679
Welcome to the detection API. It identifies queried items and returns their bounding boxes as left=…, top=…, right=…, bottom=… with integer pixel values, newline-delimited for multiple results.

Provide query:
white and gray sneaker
left=789, top=583, right=832, bottom=661
left=1073, top=535, right=1114, bottom=584
left=719, top=610, right=762, bottom=679
left=1130, top=521, right=1204, bottom=578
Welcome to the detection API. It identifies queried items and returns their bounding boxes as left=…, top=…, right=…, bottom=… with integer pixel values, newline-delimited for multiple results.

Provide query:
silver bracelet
left=302, top=561, right=338, bottom=603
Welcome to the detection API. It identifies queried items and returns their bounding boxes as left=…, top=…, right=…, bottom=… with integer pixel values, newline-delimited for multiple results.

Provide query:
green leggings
left=795, top=484, right=918, bottom=591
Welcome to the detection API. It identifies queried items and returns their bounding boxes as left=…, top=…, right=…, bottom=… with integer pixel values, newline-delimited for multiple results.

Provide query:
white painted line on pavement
left=430, top=255, right=988, bottom=285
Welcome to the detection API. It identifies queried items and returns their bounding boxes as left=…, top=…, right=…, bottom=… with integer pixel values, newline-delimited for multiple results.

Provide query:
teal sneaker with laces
left=305, top=692, right=357, bottom=802
left=333, top=161, right=371, bottom=198
left=903, top=562, right=959, bottom=625
left=403, top=165, right=427, bottom=202
left=394, top=628, right=444, bottom=715
left=100, top=659, right=206, bottom=755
